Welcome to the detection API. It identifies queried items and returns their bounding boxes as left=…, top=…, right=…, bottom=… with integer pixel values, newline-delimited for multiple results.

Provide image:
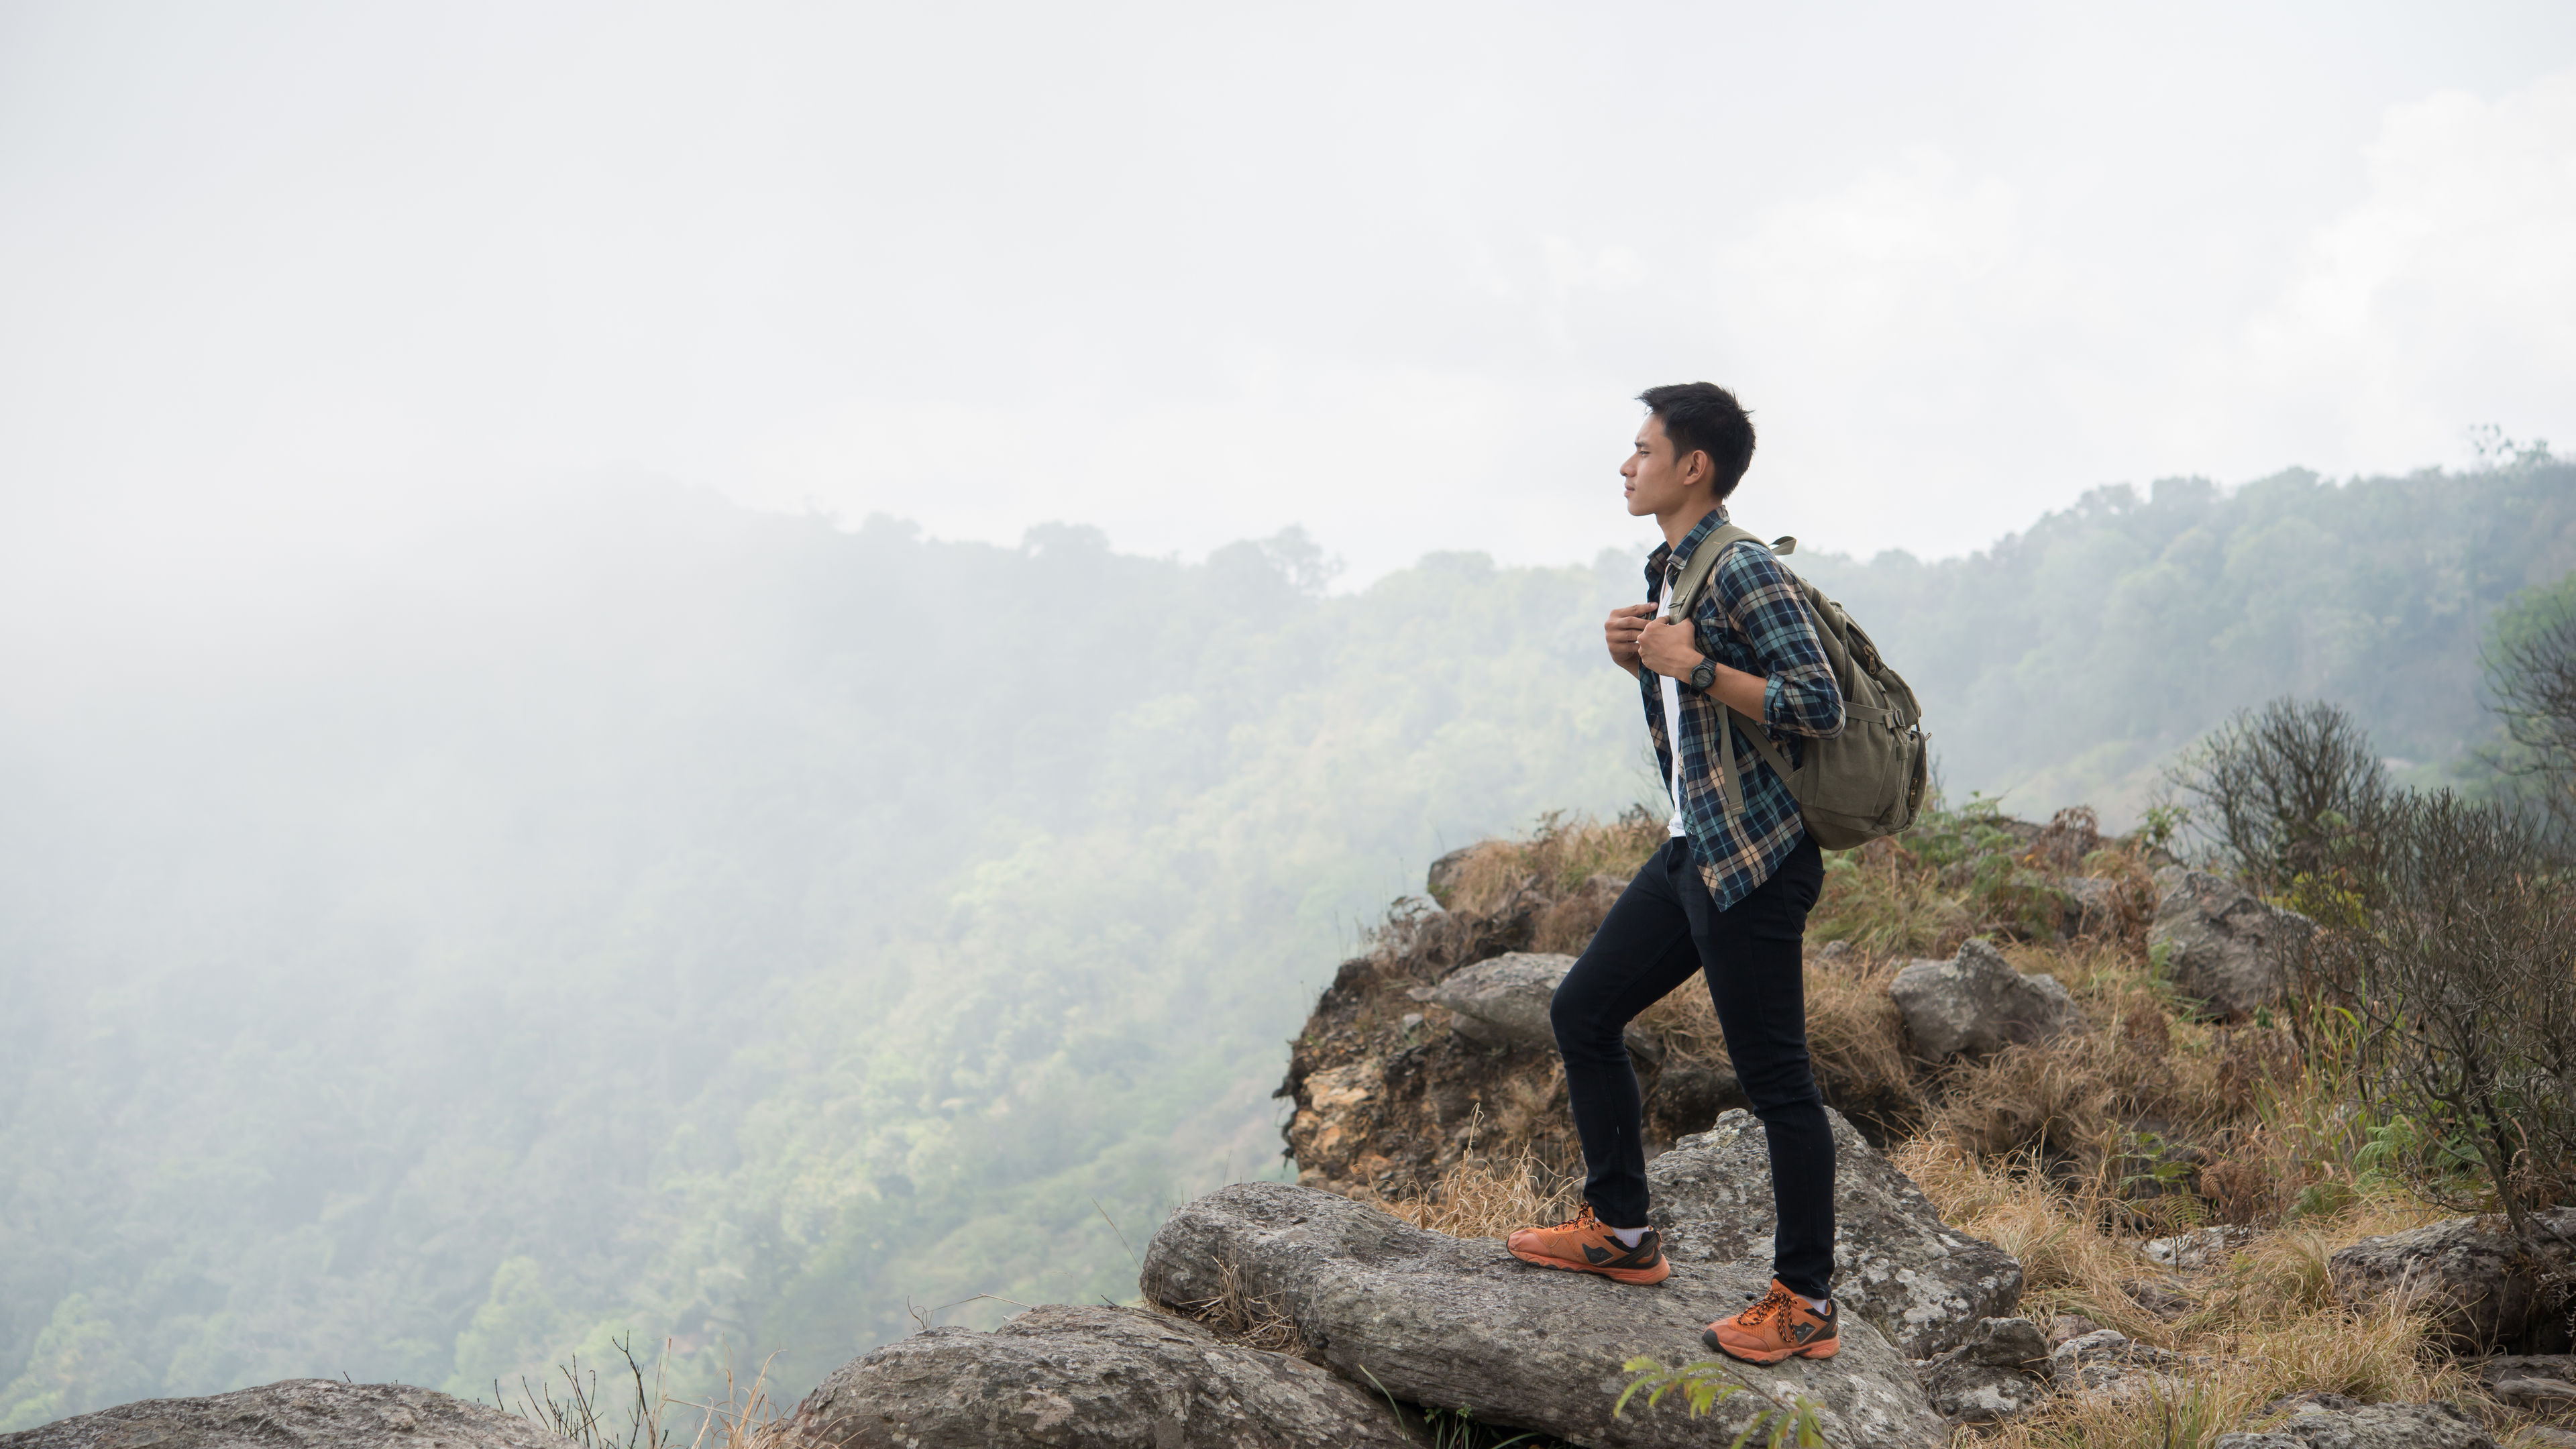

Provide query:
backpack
left=1662, top=525, right=1929, bottom=849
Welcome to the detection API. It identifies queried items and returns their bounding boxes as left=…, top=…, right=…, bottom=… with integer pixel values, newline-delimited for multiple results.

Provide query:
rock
left=2147, top=867, right=2316, bottom=1018
left=1916, top=1317, right=2055, bottom=1424
left=2061, top=875, right=2127, bottom=938
left=2481, top=1353, right=2576, bottom=1386
left=2494, top=1375, right=2576, bottom=1407
left=2327, top=1206, right=2576, bottom=1352
left=2049, top=1328, right=2182, bottom=1392
left=2047, top=1313, right=2102, bottom=1349
left=1888, top=938, right=2082, bottom=1059
left=1428, top=951, right=1659, bottom=1061
left=1646, top=1063, right=1749, bottom=1130
left=2143, top=1224, right=2257, bottom=1271
left=1425, top=847, right=1476, bottom=907
left=1644, top=1107, right=2024, bottom=1360
left=0, top=1380, right=566, bottom=1449
left=2119, top=1277, right=2198, bottom=1320
left=2525, top=1428, right=2576, bottom=1449
left=775, top=1303, right=1412, bottom=1449
left=1140, top=1181, right=1947, bottom=1449
left=2212, top=1399, right=2498, bottom=1449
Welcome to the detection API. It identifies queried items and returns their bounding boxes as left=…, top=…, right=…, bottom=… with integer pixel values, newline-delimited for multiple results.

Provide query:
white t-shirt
left=1657, top=578, right=1687, bottom=838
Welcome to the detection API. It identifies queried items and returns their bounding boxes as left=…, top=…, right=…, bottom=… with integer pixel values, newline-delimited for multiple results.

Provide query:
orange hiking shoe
left=1704, top=1279, right=1839, bottom=1363
left=1505, top=1203, right=1670, bottom=1285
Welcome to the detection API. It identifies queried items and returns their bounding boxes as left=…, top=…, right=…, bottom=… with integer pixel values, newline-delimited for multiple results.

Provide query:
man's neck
left=1658, top=498, right=1721, bottom=549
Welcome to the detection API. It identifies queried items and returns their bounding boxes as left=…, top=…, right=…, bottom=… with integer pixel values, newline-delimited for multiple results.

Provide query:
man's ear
left=1685, top=449, right=1714, bottom=492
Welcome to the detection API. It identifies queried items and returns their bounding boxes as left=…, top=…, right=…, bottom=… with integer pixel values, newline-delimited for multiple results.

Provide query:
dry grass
left=1151, top=1254, right=1313, bottom=1358
left=1894, top=1137, right=2487, bottom=1448
left=1436, top=809, right=1664, bottom=917
left=1386, top=1140, right=1582, bottom=1240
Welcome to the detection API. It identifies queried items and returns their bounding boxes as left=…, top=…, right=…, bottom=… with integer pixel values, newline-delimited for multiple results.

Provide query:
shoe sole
left=1507, top=1244, right=1671, bottom=1285
left=1701, top=1327, right=1838, bottom=1362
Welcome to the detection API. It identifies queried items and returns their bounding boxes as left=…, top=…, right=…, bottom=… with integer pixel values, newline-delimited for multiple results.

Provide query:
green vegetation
left=1, top=458, right=2569, bottom=1427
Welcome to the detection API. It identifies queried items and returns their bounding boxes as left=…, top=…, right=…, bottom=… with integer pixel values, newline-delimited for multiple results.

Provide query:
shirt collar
left=1643, top=505, right=1731, bottom=587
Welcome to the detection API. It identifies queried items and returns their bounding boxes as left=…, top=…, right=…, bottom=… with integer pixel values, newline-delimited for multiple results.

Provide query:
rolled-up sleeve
left=1711, top=545, right=1844, bottom=740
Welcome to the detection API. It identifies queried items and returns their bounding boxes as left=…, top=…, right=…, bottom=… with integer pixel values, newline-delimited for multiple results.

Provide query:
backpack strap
left=1658, top=526, right=1801, bottom=816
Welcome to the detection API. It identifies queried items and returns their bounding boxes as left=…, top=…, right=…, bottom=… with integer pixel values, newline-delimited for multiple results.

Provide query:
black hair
left=1637, top=382, right=1756, bottom=500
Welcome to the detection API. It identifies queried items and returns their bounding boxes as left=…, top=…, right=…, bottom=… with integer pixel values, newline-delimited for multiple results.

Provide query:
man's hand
left=1604, top=604, right=1654, bottom=675
left=1638, top=616, right=1705, bottom=680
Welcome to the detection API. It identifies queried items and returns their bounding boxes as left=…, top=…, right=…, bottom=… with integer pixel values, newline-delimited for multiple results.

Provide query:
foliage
left=2312, top=792, right=2576, bottom=1236
left=1613, top=1358, right=1821, bottom=1447
left=2481, top=570, right=2576, bottom=834
left=2163, top=697, right=2393, bottom=894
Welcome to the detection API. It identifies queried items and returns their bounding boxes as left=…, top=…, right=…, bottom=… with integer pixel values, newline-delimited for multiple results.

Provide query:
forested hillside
left=1, top=458, right=2568, bottom=1428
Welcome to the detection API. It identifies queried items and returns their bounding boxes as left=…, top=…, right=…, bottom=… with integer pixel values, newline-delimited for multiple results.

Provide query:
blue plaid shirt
left=1643, top=507, right=1845, bottom=908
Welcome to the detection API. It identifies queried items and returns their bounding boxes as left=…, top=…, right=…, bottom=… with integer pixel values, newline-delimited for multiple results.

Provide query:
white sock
left=1799, top=1293, right=1831, bottom=1313
left=1609, top=1225, right=1651, bottom=1247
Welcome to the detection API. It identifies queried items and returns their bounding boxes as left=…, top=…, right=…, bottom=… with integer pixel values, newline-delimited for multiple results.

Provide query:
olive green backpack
left=1662, top=525, right=1930, bottom=849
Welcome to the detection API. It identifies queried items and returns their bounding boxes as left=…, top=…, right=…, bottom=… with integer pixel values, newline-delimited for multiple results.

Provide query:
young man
left=1505, top=382, right=1847, bottom=1364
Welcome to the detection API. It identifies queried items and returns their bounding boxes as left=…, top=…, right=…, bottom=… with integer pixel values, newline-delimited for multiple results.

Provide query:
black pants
left=1547, top=833, right=1834, bottom=1299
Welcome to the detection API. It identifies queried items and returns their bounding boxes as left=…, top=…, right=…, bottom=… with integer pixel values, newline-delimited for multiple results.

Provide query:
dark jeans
left=1547, top=833, right=1835, bottom=1299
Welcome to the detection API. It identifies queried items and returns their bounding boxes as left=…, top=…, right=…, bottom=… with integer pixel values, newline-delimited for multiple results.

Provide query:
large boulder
left=1646, top=1107, right=2024, bottom=1360
left=1888, top=938, right=2081, bottom=1059
left=774, top=1303, right=1412, bottom=1449
left=1915, top=1317, right=2055, bottom=1424
left=1141, top=1181, right=1946, bottom=1449
left=1428, top=951, right=1660, bottom=1061
left=2328, top=1206, right=2576, bottom=1352
left=2147, top=867, right=2316, bottom=1018
left=2212, top=1399, right=2498, bottom=1449
left=0, top=1381, right=566, bottom=1449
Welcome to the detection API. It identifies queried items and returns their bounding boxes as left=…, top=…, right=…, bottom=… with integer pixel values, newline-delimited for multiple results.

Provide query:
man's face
left=1621, top=414, right=1701, bottom=517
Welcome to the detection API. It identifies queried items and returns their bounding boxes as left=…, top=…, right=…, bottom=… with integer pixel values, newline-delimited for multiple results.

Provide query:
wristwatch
left=1688, top=657, right=1718, bottom=693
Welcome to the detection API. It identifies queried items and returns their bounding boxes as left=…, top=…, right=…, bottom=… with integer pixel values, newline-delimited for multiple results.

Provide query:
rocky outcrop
left=1140, top=1181, right=1947, bottom=1449
left=1915, top=1317, right=2054, bottom=1424
left=0, top=1381, right=567, bottom=1449
left=1888, top=938, right=2080, bottom=1059
left=1642, top=1108, right=2023, bottom=1360
left=773, top=1304, right=1412, bottom=1449
left=2147, top=867, right=2316, bottom=1019
left=2328, top=1207, right=2576, bottom=1352
left=2212, top=1399, right=2498, bottom=1448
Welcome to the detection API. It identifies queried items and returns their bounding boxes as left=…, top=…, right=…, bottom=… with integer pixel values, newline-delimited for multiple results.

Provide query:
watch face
left=1691, top=661, right=1716, bottom=690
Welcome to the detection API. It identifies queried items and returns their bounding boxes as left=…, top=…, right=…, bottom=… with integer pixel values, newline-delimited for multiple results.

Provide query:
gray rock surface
left=2328, top=1207, right=2576, bottom=1351
left=1888, top=938, right=2081, bottom=1059
left=1428, top=951, right=1659, bottom=1061
left=1646, top=1107, right=2025, bottom=1360
left=2147, top=867, right=2316, bottom=1018
left=2143, top=1224, right=2257, bottom=1271
left=1916, top=1317, right=2055, bottom=1424
left=2049, top=1328, right=2182, bottom=1392
left=777, top=1303, right=1411, bottom=1449
left=0, top=1381, right=566, bottom=1449
left=2211, top=1400, right=2498, bottom=1449
left=1140, top=1181, right=1946, bottom=1449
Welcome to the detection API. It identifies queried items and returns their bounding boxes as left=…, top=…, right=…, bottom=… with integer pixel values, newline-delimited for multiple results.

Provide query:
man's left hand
left=1637, top=618, right=1704, bottom=680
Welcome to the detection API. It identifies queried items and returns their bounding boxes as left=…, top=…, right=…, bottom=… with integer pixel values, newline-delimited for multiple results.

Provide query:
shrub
left=2163, top=698, right=2393, bottom=896
left=2316, top=790, right=2576, bottom=1239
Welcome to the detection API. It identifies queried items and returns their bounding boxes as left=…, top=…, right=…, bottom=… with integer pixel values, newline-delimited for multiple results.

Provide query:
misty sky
left=5, top=1, right=2574, bottom=600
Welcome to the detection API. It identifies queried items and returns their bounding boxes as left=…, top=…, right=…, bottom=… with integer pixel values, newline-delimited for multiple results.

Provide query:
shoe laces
left=1548, top=1204, right=1602, bottom=1234
left=1739, top=1283, right=1796, bottom=1327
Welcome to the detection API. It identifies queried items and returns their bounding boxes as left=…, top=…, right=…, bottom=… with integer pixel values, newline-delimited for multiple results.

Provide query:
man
left=1504, top=382, right=1846, bottom=1365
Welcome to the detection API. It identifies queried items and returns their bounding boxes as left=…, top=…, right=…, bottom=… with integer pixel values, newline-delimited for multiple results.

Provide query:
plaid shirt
left=1642, top=507, right=1845, bottom=908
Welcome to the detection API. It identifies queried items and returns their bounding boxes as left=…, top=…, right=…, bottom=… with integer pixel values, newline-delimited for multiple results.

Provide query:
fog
left=3, top=0, right=2575, bottom=1427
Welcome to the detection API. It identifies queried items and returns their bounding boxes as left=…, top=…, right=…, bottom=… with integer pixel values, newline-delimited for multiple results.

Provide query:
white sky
left=4, top=1, right=2574, bottom=593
